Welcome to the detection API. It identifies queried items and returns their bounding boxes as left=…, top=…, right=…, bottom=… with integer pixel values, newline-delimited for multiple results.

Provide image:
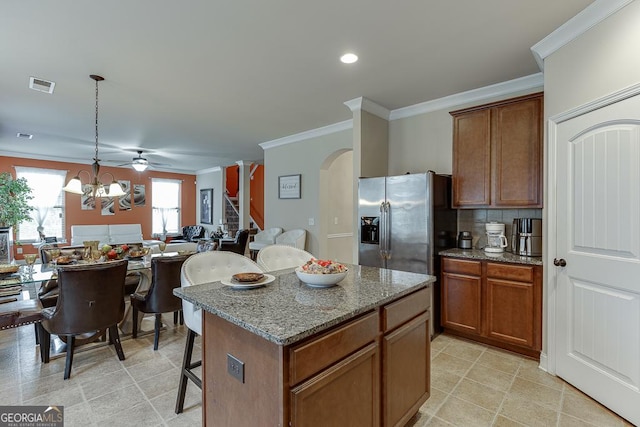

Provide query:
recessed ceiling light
left=340, top=53, right=358, bottom=64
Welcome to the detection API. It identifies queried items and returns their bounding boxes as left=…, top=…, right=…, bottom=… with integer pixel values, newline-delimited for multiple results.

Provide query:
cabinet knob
left=553, top=258, right=567, bottom=267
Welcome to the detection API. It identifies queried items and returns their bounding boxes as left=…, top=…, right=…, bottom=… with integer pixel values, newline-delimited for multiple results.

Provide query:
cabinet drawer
left=486, top=263, right=534, bottom=282
left=442, top=257, right=481, bottom=276
left=383, top=287, right=429, bottom=333
left=289, top=311, right=379, bottom=386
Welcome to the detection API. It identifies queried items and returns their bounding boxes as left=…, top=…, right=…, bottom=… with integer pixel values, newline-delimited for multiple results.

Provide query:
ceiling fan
left=114, top=150, right=171, bottom=171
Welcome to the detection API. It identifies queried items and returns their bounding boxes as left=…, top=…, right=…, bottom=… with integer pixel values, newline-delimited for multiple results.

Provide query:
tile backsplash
left=457, top=208, right=542, bottom=251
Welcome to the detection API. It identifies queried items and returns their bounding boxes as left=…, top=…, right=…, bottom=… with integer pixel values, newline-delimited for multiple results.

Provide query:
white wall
left=264, top=129, right=352, bottom=256
left=387, top=88, right=542, bottom=176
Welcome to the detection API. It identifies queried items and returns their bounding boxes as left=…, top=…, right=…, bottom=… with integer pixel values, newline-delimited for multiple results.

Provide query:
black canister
left=458, top=231, right=473, bottom=249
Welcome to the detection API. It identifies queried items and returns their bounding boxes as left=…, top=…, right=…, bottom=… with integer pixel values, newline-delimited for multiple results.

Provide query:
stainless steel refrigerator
left=358, top=172, right=456, bottom=334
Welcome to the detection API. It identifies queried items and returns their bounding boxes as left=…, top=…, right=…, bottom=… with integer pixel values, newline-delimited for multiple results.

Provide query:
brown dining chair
left=218, top=229, right=250, bottom=255
left=39, top=259, right=129, bottom=379
left=130, top=254, right=190, bottom=350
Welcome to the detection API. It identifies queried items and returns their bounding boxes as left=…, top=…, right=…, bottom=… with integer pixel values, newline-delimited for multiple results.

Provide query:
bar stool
left=175, top=251, right=264, bottom=413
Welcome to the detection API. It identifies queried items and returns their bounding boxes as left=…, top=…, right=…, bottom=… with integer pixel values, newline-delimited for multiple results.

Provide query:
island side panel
left=203, top=312, right=287, bottom=427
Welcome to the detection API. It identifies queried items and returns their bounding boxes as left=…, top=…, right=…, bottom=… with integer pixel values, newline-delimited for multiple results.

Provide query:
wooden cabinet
left=441, top=257, right=542, bottom=358
left=381, top=288, right=430, bottom=427
left=203, top=287, right=430, bottom=426
left=451, top=92, right=543, bottom=208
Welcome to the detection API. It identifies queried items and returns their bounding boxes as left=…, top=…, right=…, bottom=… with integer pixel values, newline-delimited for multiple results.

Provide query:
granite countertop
left=174, top=264, right=434, bottom=346
left=439, top=248, right=543, bottom=266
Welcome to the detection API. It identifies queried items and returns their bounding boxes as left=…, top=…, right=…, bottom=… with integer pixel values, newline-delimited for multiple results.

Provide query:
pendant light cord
left=94, top=77, right=100, bottom=162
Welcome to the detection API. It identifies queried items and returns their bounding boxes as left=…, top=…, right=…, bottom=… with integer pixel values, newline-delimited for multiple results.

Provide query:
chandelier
left=63, top=75, right=126, bottom=198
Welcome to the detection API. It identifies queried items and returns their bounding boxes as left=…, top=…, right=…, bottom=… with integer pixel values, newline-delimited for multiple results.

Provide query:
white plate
left=220, top=274, right=275, bottom=289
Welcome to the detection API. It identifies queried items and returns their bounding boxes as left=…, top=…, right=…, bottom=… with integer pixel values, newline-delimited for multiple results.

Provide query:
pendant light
left=63, top=75, right=126, bottom=198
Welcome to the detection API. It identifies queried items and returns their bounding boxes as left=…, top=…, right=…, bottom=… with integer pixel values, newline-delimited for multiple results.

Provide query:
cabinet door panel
left=452, top=109, right=491, bottom=207
left=441, top=272, right=482, bottom=334
left=383, top=312, right=430, bottom=427
left=486, top=278, right=534, bottom=347
left=290, top=343, right=380, bottom=427
left=492, top=95, right=542, bottom=207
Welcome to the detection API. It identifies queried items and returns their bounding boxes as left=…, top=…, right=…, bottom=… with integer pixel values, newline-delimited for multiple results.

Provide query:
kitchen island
left=174, top=264, right=434, bottom=427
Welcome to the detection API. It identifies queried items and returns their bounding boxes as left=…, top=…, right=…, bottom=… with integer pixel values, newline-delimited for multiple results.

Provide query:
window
left=15, top=167, right=67, bottom=242
left=152, top=178, right=181, bottom=235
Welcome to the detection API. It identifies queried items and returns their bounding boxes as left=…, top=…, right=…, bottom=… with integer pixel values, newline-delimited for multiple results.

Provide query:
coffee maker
left=485, top=222, right=508, bottom=253
left=511, top=218, right=542, bottom=256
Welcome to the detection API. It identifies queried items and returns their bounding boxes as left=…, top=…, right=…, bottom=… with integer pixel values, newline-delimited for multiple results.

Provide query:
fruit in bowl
left=296, top=259, right=348, bottom=288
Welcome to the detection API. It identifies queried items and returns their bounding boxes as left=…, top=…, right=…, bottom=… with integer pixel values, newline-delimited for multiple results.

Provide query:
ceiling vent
left=29, top=77, right=55, bottom=94
left=16, top=133, right=33, bottom=139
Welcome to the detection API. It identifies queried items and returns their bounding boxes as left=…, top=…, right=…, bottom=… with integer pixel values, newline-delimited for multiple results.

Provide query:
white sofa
left=70, top=224, right=160, bottom=247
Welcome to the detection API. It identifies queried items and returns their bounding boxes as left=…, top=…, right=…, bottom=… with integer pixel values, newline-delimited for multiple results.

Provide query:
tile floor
left=0, top=320, right=632, bottom=426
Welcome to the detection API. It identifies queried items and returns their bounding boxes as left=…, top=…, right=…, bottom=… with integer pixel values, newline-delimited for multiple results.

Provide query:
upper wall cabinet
left=450, top=93, right=543, bottom=208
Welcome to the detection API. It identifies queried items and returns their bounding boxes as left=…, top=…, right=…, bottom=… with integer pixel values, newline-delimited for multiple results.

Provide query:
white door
left=555, top=94, right=640, bottom=425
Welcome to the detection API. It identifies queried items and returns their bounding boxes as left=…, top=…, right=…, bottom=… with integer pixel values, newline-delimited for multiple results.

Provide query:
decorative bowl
left=295, top=267, right=348, bottom=288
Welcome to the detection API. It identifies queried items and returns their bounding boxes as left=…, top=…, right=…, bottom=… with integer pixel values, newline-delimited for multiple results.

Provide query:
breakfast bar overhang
left=174, top=264, right=434, bottom=427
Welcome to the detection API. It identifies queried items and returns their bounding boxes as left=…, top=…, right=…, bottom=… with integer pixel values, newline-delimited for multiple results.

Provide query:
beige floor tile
left=136, top=367, right=181, bottom=400
left=442, top=339, right=486, bottom=362
left=476, top=351, right=522, bottom=375
left=100, top=400, right=164, bottom=427
left=425, top=416, right=456, bottom=426
left=465, top=363, right=515, bottom=392
left=499, top=395, right=559, bottom=427
left=150, top=384, right=201, bottom=422
left=517, top=359, right=564, bottom=391
left=432, top=352, right=475, bottom=377
left=418, top=387, right=449, bottom=417
left=431, top=367, right=463, bottom=394
left=166, top=406, right=203, bottom=427
left=125, top=356, right=175, bottom=383
left=80, top=368, right=135, bottom=400
left=64, top=402, right=97, bottom=427
left=0, top=384, right=22, bottom=405
left=436, top=395, right=495, bottom=427
left=508, top=377, right=562, bottom=411
left=86, top=384, right=147, bottom=423
left=22, top=382, right=85, bottom=408
left=561, top=387, right=626, bottom=427
left=492, top=415, right=527, bottom=426
left=558, top=412, right=601, bottom=427
left=452, top=378, right=506, bottom=412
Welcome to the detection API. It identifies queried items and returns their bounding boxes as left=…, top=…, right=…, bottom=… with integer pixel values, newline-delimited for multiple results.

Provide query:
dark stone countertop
left=174, top=264, right=434, bottom=346
left=439, top=248, right=543, bottom=266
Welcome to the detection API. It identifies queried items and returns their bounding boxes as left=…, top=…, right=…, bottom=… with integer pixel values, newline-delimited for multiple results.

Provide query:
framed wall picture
left=279, top=174, right=301, bottom=199
left=200, top=188, right=213, bottom=224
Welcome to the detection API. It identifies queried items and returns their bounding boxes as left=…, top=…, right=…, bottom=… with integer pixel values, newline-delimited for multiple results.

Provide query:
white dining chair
left=248, top=227, right=283, bottom=258
left=275, top=229, right=306, bottom=250
left=256, top=244, right=315, bottom=272
left=175, top=251, right=264, bottom=413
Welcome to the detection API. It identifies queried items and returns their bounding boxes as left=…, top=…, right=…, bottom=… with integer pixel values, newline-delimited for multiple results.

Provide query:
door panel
left=386, top=174, right=429, bottom=274
left=358, top=177, right=386, bottom=268
left=556, top=94, right=640, bottom=425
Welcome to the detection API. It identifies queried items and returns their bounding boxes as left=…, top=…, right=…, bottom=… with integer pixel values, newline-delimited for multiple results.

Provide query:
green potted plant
left=0, top=172, right=34, bottom=263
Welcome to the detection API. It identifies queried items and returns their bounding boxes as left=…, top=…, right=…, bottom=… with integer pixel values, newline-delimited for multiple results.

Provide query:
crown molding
left=196, top=166, right=222, bottom=174
left=343, top=96, right=391, bottom=120
left=389, top=73, right=543, bottom=120
left=531, top=0, right=634, bottom=70
left=259, top=119, right=352, bottom=150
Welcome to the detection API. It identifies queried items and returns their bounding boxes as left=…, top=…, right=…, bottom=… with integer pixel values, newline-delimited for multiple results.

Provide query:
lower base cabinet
left=441, top=257, right=542, bottom=358
left=203, top=287, right=430, bottom=426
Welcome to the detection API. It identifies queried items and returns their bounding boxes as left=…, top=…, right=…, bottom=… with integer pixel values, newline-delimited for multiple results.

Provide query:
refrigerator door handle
left=379, top=202, right=387, bottom=260
left=384, top=202, right=391, bottom=260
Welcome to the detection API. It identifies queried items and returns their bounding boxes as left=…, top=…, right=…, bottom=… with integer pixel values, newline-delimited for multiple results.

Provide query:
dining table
left=0, top=255, right=178, bottom=335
